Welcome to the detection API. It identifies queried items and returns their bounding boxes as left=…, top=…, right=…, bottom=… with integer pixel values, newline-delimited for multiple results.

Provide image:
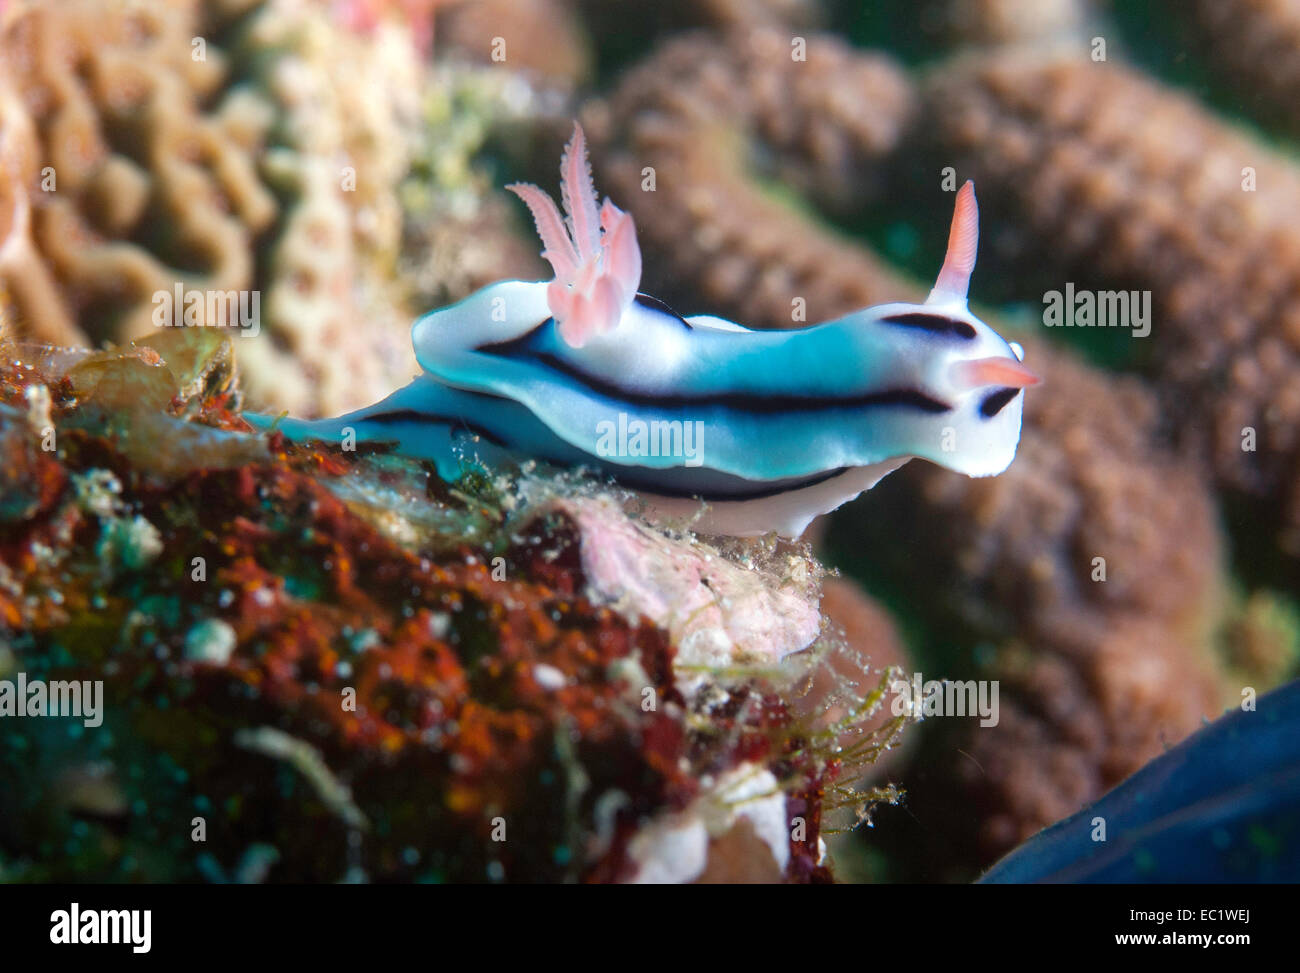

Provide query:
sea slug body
left=249, top=124, right=1038, bottom=538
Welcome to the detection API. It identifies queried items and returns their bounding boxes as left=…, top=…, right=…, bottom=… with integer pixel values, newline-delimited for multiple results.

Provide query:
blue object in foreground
left=981, top=679, right=1300, bottom=882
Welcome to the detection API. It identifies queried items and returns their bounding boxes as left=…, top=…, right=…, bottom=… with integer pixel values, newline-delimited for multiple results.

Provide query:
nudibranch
left=249, top=123, right=1038, bottom=539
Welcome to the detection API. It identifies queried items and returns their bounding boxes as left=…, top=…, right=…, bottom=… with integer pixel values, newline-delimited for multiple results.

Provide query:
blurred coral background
left=2, top=0, right=1298, bottom=882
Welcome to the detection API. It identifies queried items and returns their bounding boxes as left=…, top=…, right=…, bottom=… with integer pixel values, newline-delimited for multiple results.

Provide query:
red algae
left=0, top=330, right=887, bottom=882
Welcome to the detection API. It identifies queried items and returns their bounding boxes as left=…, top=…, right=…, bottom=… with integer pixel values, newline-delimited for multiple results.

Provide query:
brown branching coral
left=589, top=28, right=923, bottom=327
left=687, top=0, right=822, bottom=31
left=923, top=53, right=1300, bottom=552
left=1187, top=0, right=1300, bottom=134
left=913, top=342, right=1223, bottom=635
left=436, top=0, right=593, bottom=88
left=934, top=0, right=1098, bottom=47
left=435, top=0, right=824, bottom=98
left=834, top=340, right=1229, bottom=871
left=575, top=0, right=822, bottom=40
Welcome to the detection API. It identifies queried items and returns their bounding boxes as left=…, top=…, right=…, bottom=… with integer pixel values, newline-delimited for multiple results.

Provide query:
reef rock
left=0, top=329, right=906, bottom=883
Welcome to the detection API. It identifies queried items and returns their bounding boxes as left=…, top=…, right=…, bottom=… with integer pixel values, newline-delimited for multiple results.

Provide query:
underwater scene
left=0, top=0, right=1297, bottom=898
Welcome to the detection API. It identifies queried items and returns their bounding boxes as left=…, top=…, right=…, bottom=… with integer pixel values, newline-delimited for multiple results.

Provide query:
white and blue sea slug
left=250, top=124, right=1039, bottom=539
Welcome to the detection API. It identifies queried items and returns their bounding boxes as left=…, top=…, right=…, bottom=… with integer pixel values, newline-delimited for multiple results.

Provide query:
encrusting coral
left=923, top=52, right=1300, bottom=554
left=589, top=27, right=924, bottom=327
left=0, top=328, right=906, bottom=882
left=230, top=0, right=431, bottom=416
